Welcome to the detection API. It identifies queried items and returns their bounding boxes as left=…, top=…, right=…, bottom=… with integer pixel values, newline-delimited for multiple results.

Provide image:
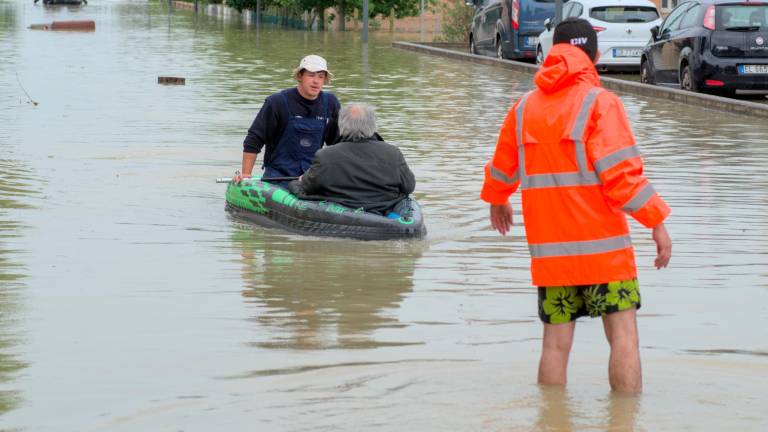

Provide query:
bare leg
left=538, top=321, right=576, bottom=386
left=602, top=308, right=642, bottom=393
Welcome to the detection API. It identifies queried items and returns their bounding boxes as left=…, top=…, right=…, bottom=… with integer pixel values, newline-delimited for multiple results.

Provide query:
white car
left=536, top=0, right=662, bottom=71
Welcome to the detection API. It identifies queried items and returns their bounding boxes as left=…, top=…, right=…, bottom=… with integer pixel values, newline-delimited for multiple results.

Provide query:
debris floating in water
left=15, top=72, right=38, bottom=106
left=28, top=20, right=96, bottom=31
left=158, top=77, right=186, bottom=85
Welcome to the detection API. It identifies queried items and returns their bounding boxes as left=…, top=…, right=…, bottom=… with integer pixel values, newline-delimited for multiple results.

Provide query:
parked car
left=640, top=0, right=768, bottom=95
left=468, top=0, right=557, bottom=60
left=536, top=0, right=661, bottom=71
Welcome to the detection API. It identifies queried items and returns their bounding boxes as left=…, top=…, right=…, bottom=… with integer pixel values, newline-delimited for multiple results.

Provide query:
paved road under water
left=1, top=1, right=767, bottom=431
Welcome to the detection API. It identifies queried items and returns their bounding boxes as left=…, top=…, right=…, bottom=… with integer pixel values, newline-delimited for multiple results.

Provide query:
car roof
left=570, top=0, right=659, bottom=8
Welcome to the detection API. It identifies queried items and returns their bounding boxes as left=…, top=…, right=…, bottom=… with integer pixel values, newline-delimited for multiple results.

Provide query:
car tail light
left=705, top=79, right=725, bottom=86
left=593, top=26, right=607, bottom=32
left=512, top=0, right=519, bottom=30
left=703, top=5, right=715, bottom=30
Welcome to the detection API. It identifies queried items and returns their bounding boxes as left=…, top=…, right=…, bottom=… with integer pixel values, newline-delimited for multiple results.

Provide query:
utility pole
left=362, top=0, right=369, bottom=43
left=419, top=0, right=424, bottom=41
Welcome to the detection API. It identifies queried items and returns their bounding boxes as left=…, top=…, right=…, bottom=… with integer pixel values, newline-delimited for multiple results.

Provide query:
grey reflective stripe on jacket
left=517, top=87, right=603, bottom=190
left=594, top=145, right=641, bottom=175
left=489, top=164, right=518, bottom=185
left=622, top=182, right=656, bottom=213
left=528, top=234, right=632, bottom=258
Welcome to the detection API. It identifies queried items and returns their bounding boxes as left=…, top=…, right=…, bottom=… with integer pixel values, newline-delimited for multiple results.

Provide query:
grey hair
left=339, top=103, right=377, bottom=141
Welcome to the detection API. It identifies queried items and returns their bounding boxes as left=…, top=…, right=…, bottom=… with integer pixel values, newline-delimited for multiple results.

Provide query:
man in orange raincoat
left=481, top=18, right=672, bottom=393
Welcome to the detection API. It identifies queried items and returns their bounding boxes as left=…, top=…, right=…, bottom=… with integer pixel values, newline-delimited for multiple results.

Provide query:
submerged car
left=468, top=0, right=557, bottom=60
left=536, top=0, right=661, bottom=71
left=640, top=0, right=768, bottom=95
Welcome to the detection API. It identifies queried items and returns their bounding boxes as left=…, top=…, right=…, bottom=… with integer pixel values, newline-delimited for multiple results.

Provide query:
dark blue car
left=640, top=0, right=768, bottom=95
left=469, top=0, right=557, bottom=60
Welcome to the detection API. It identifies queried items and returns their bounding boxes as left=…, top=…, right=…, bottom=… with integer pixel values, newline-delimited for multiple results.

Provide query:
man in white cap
left=235, top=54, right=341, bottom=186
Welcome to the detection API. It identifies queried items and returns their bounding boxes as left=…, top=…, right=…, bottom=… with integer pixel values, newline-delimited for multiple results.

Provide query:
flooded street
left=1, top=1, right=767, bottom=430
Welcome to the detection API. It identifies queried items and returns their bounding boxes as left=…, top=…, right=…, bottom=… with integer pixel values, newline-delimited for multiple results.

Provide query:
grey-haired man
left=289, top=103, right=415, bottom=215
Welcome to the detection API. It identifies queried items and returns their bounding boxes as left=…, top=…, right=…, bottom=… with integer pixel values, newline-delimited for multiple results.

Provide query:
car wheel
left=496, top=37, right=504, bottom=60
left=536, top=46, right=544, bottom=66
left=640, top=59, right=654, bottom=85
left=680, top=64, right=698, bottom=92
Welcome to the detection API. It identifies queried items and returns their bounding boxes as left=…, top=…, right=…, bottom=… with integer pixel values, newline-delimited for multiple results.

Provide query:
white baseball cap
left=293, top=54, right=333, bottom=80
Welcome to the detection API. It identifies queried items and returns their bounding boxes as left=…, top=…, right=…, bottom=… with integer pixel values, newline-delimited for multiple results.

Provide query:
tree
left=298, top=0, right=336, bottom=29
left=370, top=0, right=420, bottom=20
left=437, top=0, right=474, bottom=42
left=226, top=0, right=258, bottom=12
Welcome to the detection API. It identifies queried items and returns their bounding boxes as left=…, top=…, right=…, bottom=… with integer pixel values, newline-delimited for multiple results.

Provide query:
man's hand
left=490, top=203, right=514, bottom=235
left=652, top=223, right=672, bottom=269
left=236, top=152, right=258, bottom=184
left=232, top=172, right=252, bottom=184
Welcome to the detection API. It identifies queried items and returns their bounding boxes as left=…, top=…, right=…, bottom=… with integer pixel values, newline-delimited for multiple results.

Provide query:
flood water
left=1, top=1, right=767, bottom=431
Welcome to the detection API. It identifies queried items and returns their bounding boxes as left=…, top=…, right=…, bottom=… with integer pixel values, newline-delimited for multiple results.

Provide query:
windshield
left=717, top=5, right=768, bottom=31
left=589, top=6, right=659, bottom=23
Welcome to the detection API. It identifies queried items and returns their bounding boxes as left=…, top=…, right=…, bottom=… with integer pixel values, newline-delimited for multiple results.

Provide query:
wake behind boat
left=225, top=179, right=426, bottom=241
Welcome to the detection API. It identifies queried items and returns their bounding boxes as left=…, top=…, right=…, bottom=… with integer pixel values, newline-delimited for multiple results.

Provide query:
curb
left=393, top=41, right=768, bottom=119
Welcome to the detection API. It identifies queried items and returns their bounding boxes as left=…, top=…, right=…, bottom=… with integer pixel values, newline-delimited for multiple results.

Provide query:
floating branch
left=15, top=72, right=38, bottom=106
left=158, top=76, right=186, bottom=85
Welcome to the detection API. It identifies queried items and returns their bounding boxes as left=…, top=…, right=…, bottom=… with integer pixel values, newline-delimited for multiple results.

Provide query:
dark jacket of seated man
left=288, top=104, right=415, bottom=215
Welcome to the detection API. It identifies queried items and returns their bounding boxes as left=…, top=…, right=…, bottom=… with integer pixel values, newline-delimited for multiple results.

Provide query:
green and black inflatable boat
left=225, top=180, right=427, bottom=241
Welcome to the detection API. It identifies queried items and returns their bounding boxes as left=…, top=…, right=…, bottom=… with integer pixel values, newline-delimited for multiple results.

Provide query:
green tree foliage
left=226, top=0, right=259, bottom=12
left=224, top=0, right=245, bottom=12
left=437, top=0, right=475, bottom=42
left=369, top=0, right=419, bottom=19
left=223, top=0, right=432, bottom=32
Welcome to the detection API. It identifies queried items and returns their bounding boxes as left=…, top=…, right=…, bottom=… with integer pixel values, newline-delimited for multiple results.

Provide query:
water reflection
left=0, top=4, right=14, bottom=32
left=0, top=158, right=34, bottom=416
left=233, top=229, right=425, bottom=350
left=0, top=0, right=766, bottom=428
left=535, top=387, right=640, bottom=432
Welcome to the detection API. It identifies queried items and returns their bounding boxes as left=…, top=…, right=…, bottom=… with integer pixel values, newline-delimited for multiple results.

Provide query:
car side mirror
left=544, top=18, right=552, bottom=32
left=650, top=25, right=659, bottom=41
left=465, top=0, right=478, bottom=6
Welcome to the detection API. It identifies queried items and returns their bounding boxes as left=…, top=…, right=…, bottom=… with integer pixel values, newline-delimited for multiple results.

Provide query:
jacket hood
left=534, top=44, right=600, bottom=94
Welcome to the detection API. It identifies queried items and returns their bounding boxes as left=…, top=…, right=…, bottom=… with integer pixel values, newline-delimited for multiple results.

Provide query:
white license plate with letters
left=524, top=36, right=539, bottom=47
left=739, top=64, right=768, bottom=74
left=612, top=48, right=643, bottom=58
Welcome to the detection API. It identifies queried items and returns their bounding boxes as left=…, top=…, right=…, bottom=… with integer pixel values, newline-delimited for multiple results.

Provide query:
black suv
left=640, top=0, right=768, bottom=95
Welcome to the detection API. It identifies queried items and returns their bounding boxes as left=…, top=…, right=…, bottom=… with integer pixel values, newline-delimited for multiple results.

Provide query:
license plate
left=739, top=64, right=768, bottom=74
left=524, top=36, right=538, bottom=47
left=612, top=48, right=642, bottom=58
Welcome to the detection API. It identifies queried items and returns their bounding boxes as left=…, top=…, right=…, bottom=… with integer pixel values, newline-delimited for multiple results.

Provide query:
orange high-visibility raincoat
left=481, top=44, right=670, bottom=287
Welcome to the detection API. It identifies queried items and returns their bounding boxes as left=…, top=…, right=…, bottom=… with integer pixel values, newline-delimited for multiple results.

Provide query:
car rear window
left=589, top=6, right=659, bottom=23
left=717, top=5, right=768, bottom=31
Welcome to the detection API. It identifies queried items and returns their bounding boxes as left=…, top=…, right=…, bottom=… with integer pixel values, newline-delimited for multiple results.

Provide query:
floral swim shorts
left=538, top=279, right=641, bottom=324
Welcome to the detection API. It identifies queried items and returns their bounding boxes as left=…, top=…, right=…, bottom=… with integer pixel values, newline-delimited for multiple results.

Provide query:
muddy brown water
left=1, top=1, right=766, bottom=430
